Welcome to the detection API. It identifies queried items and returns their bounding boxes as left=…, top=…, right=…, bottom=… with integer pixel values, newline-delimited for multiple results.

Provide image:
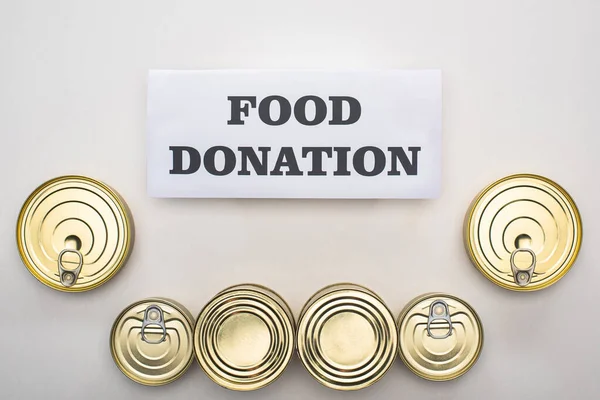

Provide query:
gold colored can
left=110, top=298, right=195, bottom=386
left=16, top=175, right=134, bottom=292
left=397, top=293, right=483, bottom=381
left=297, top=283, right=397, bottom=391
left=194, top=284, right=295, bottom=391
left=465, top=174, right=582, bottom=291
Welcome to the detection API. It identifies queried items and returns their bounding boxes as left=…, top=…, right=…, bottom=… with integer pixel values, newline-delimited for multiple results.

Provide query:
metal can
left=194, top=284, right=295, bottom=391
left=297, top=283, right=397, bottom=391
left=397, top=293, right=483, bottom=381
left=16, top=175, right=134, bottom=292
left=110, top=298, right=195, bottom=386
left=464, top=173, right=582, bottom=291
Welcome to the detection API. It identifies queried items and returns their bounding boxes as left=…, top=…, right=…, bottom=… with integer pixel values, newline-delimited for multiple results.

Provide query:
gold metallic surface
left=110, top=298, right=195, bottom=386
left=397, top=293, right=483, bottom=381
left=194, top=284, right=295, bottom=391
left=297, top=283, right=397, bottom=391
left=16, top=175, right=134, bottom=292
left=465, top=174, right=582, bottom=291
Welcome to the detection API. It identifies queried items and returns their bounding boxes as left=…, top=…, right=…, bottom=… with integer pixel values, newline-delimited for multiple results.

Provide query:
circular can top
left=397, top=293, right=483, bottom=381
left=465, top=174, right=582, bottom=291
left=110, top=298, right=195, bottom=386
left=16, top=175, right=134, bottom=292
left=297, top=283, right=397, bottom=391
left=194, top=284, right=295, bottom=391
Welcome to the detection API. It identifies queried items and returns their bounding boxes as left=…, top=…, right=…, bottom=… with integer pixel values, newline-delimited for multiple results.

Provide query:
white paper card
left=147, top=70, right=441, bottom=198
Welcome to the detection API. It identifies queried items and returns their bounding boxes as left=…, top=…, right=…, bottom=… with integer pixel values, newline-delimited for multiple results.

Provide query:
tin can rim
left=298, top=282, right=385, bottom=321
left=16, top=175, right=134, bottom=292
left=464, top=173, right=583, bottom=291
left=200, top=283, right=295, bottom=329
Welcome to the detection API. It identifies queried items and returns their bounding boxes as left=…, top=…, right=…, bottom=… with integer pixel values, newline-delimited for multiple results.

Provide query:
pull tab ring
left=510, top=248, right=537, bottom=287
left=57, top=249, right=83, bottom=287
left=141, top=305, right=167, bottom=344
left=427, top=300, right=453, bottom=339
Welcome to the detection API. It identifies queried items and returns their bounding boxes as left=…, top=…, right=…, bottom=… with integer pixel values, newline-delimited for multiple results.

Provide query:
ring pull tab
left=510, top=248, right=537, bottom=287
left=427, top=300, right=453, bottom=339
left=57, top=249, right=83, bottom=287
left=141, top=305, right=167, bottom=344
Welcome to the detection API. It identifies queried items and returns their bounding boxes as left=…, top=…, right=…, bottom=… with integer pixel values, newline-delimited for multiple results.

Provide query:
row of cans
left=16, top=174, right=582, bottom=292
left=110, top=284, right=484, bottom=389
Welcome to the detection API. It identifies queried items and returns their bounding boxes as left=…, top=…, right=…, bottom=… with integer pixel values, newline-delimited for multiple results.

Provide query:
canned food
left=16, top=175, right=134, bottom=291
left=465, top=174, right=582, bottom=291
left=297, top=283, right=397, bottom=391
left=194, top=284, right=295, bottom=391
left=397, top=293, right=483, bottom=381
left=110, top=298, right=195, bottom=386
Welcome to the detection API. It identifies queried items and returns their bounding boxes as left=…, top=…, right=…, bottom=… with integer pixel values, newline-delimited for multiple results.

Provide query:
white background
left=0, top=1, right=598, bottom=399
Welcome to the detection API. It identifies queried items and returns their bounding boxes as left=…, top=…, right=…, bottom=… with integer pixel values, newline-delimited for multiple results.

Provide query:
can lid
left=16, top=176, right=134, bottom=292
left=465, top=174, right=582, bottom=291
left=397, top=293, right=483, bottom=381
left=110, top=298, right=194, bottom=386
left=194, top=284, right=295, bottom=391
left=297, top=284, right=397, bottom=391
